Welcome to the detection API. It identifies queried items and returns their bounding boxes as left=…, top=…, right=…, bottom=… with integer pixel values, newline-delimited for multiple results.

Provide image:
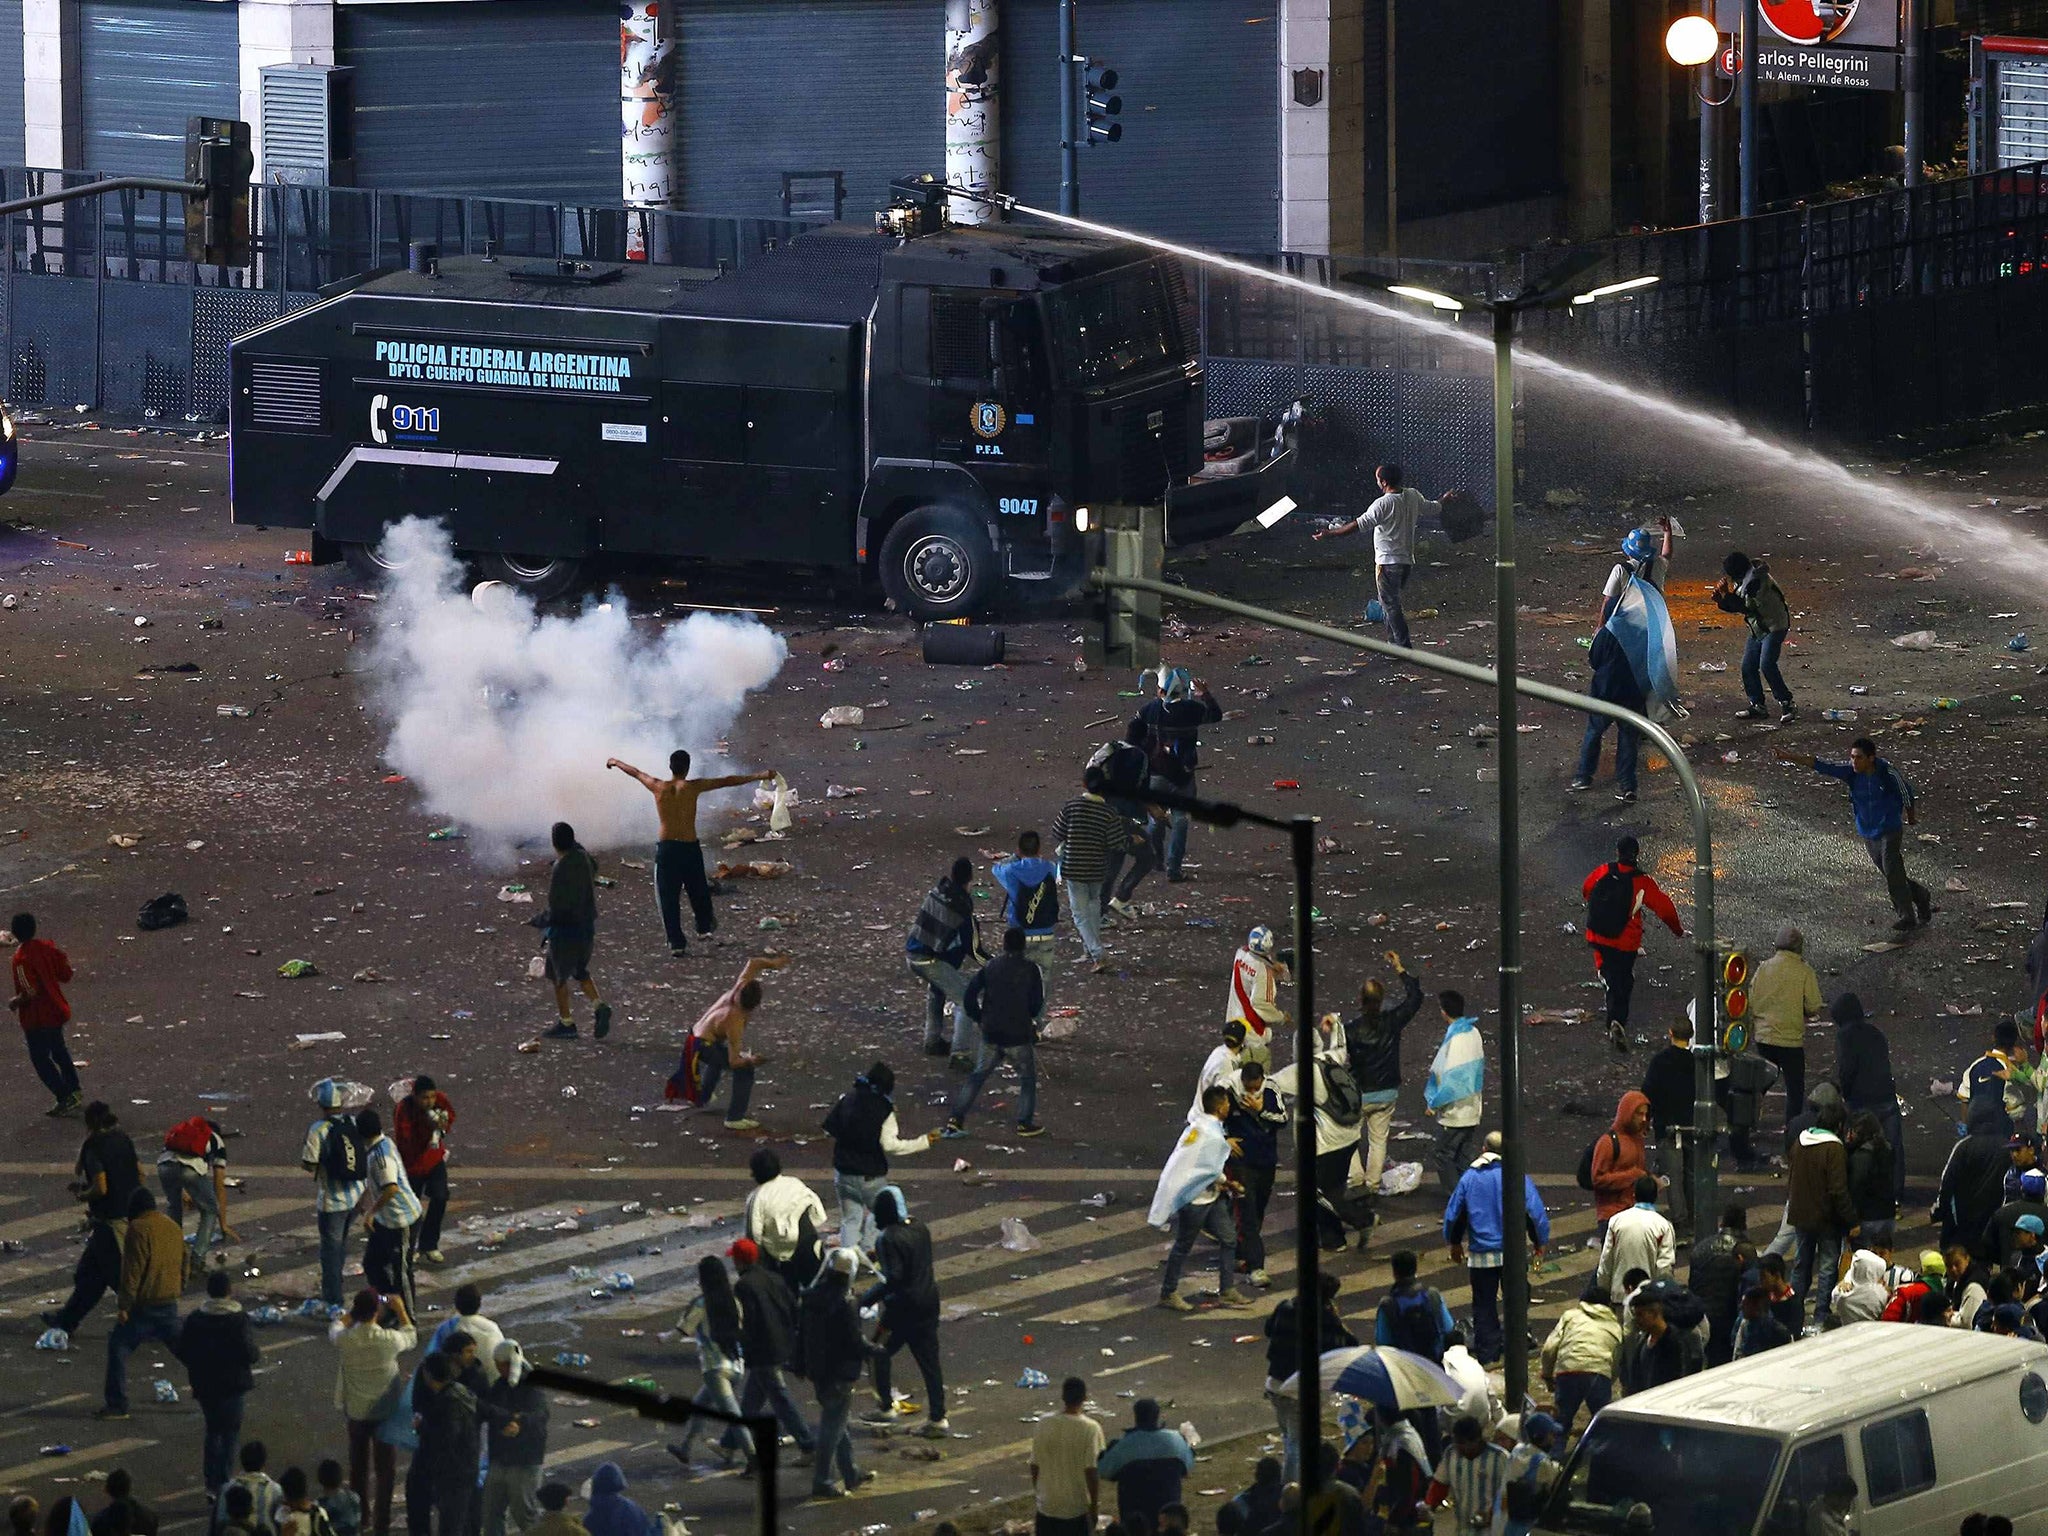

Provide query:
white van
left=1533, top=1324, right=2048, bottom=1535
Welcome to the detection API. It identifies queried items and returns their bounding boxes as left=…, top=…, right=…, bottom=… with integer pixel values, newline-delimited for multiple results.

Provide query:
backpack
left=1320, top=1059, right=1364, bottom=1127
left=1380, top=1286, right=1446, bottom=1361
left=318, top=1116, right=366, bottom=1184
left=164, top=1116, right=214, bottom=1158
left=1585, top=865, right=1641, bottom=941
left=1575, top=1130, right=1620, bottom=1192
left=1012, top=866, right=1059, bottom=930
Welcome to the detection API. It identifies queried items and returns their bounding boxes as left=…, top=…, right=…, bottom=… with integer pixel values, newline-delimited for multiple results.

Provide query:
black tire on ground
left=878, top=505, right=995, bottom=620
left=921, top=623, right=1006, bottom=666
left=340, top=539, right=413, bottom=584
left=479, top=552, right=586, bottom=602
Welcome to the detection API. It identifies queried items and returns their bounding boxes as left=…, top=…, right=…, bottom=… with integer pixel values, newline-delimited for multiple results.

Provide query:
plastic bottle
left=1820, top=709, right=1858, bottom=722
left=1935, top=697, right=1961, bottom=710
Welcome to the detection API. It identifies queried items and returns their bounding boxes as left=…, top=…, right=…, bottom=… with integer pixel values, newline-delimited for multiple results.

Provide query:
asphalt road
left=0, top=415, right=2043, bottom=1536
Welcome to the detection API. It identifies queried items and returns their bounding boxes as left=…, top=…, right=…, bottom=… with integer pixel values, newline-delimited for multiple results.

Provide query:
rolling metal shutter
left=1001, top=0, right=1278, bottom=254
left=0, top=0, right=22, bottom=167
left=339, top=1, right=617, bottom=203
left=673, top=0, right=941, bottom=221
left=78, top=0, right=239, bottom=177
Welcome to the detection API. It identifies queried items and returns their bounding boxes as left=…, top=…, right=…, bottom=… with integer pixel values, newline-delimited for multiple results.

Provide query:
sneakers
left=420, top=1249, right=446, bottom=1265
left=593, top=1003, right=613, bottom=1040
left=920, top=1419, right=951, bottom=1439
left=47, top=1093, right=82, bottom=1118
left=1778, top=704, right=1798, bottom=723
left=542, top=1022, right=579, bottom=1039
left=1614, top=789, right=1638, bottom=804
left=1016, top=1121, right=1046, bottom=1138
left=93, top=1406, right=130, bottom=1421
left=859, top=1405, right=903, bottom=1426
left=1216, top=1288, right=1254, bottom=1307
left=939, top=1119, right=968, bottom=1140
left=1108, top=898, right=1139, bottom=919
left=1892, top=912, right=1920, bottom=932
left=723, top=1117, right=762, bottom=1132
left=1735, top=706, right=1769, bottom=721
left=1607, top=1021, right=1629, bottom=1052
left=1568, top=778, right=1592, bottom=793
left=808, top=1486, right=848, bottom=1501
left=1157, top=1292, right=1194, bottom=1313
left=670, top=946, right=690, bottom=960
left=1249, top=1268, right=1272, bottom=1288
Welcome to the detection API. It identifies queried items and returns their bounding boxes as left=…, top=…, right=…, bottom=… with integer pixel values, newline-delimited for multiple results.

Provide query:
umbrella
left=1278, top=1345, right=1461, bottom=1411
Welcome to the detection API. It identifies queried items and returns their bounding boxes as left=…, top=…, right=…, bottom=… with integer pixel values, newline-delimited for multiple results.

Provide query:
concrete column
left=944, top=0, right=998, bottom=225
left=1559, top=0, right=1614, bottom=239
left=1279, top=0, right=1365, bottom=257
left=23, top=0, right=80, bottom=170
left=239, top=0, right=337, bottom=178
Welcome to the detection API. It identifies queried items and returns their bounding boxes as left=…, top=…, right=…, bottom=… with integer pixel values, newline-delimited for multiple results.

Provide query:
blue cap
left=1622, top=528, right=1656, bottom=562
left=2019, top=1215, right=2045, bottom=1237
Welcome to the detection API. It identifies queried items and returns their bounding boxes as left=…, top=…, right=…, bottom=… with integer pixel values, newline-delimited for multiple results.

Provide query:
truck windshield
left=1044, top=265, right=1177, bottom=389
left=1539, top=1418, right=1781, bottom=1536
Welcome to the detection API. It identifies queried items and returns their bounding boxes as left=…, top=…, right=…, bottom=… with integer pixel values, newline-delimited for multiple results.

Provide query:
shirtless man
left=606, top=749, right=777, bottom=956
left=675, top=954, right=792, bottom=1132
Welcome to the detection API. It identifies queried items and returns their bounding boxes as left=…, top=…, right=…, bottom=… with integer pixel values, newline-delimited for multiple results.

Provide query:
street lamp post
left=1665, top=15, right=1730, bottom=225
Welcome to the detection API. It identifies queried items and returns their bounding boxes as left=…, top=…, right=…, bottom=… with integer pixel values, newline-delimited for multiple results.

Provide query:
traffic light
left=1085, top=62, right=1123, bottom=144
left=1719, top=950, right=1750, bottom=1053
left=185, top=117, right=253, bottom=268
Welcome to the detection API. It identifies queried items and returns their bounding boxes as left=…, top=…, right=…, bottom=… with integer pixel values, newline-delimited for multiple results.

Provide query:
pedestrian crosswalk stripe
left=0, top=1437, right=157, bottom=1488
left=936, top=1209, right=1154, bottom=1283
left=0, top=1198, right=308, bottom=1299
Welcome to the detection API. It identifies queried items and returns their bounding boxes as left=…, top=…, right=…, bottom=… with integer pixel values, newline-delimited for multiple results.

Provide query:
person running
left=301, top=1080, right=368, bottom=1318
left=99, top=1188, right=187, bottom=1420
left=1053, top=770, right=1126, bottom=972
left=823, top=1062, right=936, bottom=1259
left=1344, top=951, right=1423, bottom=1193
left=1093, top=727, right=1160, bottom=918
left=666, top=1257, right=752, bottom=1472
left=1224, top=926, right=1291, bottom=1070
left=42, top=1101, right=141, bottom=1341
left=538, top=822, right=611, bottom=1041
left=1776, top=736, right=1932, bottom=931
left=946, top=928, right=1046, bottom=1138
left=157, top=1114, right=234, bottom=1259
left=179, top=1271, right=260, bottom=1497
left=355, top=1110, right=423, bottom=1315
left=1310, top=462, right=1442, bottom=648
left=1424, top=992, right=1485, bottom=1194
left=729, top=1239, right=815, bottom=1464
left=1600, top=520, right=1673, bottom=622
left=604, top=750, right=776, bottom=956
left=991, top=831, right=1059, bottom=1025
left=862, top=1189, right=948, bottom=1438
left=1748, top=927, right=1823, bottom=1143
left=1713, top=551, right=1796, bottom=722
left=666, top=954, right=791, bottom=1132
left=1581, top=837, right=1684, bottom=1051
left=1150, top=1085, right=1249, bottom=1312
left=9, top=912, right=80, bottom=1116
left=1132, top=669, right=1222, bottom=881
left=905, top=857, right=981, bottom=1066
left=393, top=1077, right=454, bottom=1266
left=1444, top=1130, right=1551, bottom=1365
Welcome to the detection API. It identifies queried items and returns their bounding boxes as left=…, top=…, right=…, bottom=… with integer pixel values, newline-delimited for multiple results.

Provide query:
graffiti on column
left=944, top=0, right=1000, bottom=226
left=621, top=0, right=677, bottom=259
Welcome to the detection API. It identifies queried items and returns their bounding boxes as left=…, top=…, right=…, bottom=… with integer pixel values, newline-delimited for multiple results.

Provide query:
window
left=1761, top=1436, right=1848, bottom=1536
left=1044, top=265, right=1179, bottom=389
left=1542, top=1418, right=1779, bottom=1536
left=1861, top=1412, right=1936, bottom=1505
left=930, top=291, right=986, bottom=382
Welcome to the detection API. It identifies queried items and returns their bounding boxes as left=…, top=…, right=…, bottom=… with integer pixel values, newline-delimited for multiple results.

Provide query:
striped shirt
left=365, top=1136, right=424, bottom=1228
left=302, top=1116, right=368, bottom=1215
left=1052, top=794, right=1128, bottom=884
left=1434, top=1443, right=1512, bottom=1532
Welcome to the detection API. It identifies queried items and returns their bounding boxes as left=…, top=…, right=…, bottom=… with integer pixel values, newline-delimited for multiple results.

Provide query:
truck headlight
left=1074, top=506, right=1091, bottom=533
left=1, top=410, right=13, bottom=442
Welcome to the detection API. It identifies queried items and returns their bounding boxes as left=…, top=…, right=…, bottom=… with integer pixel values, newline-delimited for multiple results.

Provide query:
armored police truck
left=227, top=181, right=1291, bottom=617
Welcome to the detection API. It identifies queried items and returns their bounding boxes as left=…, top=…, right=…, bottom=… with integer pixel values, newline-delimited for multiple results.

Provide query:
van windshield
left=1540, top=1418, right=1782, bottom=1536
left=1044, top=265, right=1178, bottom=389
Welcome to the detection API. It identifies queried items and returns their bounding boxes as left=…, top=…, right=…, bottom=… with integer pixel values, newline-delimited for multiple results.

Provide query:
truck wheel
left=340, top=538, right=418, bottom=584
left=879, top=506, right=993, bottom=619
left=480, top=553, right=585, bottom=602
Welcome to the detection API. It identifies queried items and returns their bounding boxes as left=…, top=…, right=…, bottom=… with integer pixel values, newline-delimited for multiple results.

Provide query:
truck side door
left=657, top=380, right=750, bottom=559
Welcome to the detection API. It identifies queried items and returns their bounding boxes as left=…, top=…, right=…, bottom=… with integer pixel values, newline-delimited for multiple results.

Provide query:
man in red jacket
left=1581, top=837, right=1684, bottom=1052
left=393, top=1076, right=455, bottom=1265
left=9, top=912, right=81, bottom=1116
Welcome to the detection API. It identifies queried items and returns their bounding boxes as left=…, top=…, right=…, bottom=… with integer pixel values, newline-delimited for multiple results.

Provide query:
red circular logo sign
left=1761, top=0, right=1859, bottom=45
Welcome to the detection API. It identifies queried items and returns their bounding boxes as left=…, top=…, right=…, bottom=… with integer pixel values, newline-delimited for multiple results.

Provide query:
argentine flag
left=1604, top=574, right=1683, bottom=720
left=1148, top=1116, right=1232, bottom=1229
left=1424, top=1016, right=1485, bottom=1112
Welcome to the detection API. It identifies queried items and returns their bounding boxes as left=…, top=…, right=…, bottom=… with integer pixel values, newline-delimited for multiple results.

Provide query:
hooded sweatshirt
left=582, top=1466, right=654, bottom=1536
left=179, top=1295, right=261, bottom=1402
left=1831, top=1250, right=1890, bottom=1325
left=1787, top=1126, right=1858, bottom=1234
left=1589, top=1092, right=1651, bottom=1221
left=482, top=1341, right=548, bottom=1468
left=1540, top=1300, right=1623, bottom=1379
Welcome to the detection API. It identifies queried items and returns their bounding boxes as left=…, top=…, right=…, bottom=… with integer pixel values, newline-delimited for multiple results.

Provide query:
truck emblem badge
left=971, top=401, right=1007, bottom=439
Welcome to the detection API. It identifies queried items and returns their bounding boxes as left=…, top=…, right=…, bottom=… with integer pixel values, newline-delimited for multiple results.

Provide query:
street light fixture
left=1384, top=283, right=1464, bottom=311
left=1571, top=274, right=1663, bottom=305
left=1665, top=13, right=1720, bottom=67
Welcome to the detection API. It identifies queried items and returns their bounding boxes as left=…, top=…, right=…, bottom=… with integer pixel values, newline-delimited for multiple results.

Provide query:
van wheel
left=480, top=552, right=584, bottom=601
left=879, top=506, right=994, bottom=620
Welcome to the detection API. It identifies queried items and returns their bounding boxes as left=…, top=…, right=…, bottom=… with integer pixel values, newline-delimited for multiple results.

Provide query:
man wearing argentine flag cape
left=1149, top=1085, right=1250, bottom=1313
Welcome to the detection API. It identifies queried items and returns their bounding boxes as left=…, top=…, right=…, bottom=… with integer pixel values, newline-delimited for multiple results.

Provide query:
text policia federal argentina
left=372, top=340, right=633, bottom=393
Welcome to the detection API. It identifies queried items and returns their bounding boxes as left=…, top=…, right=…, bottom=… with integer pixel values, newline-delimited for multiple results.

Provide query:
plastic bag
left=526, top=953, right=548, bottom=980
left=819, top=706, right=864, bottom=728
left=999, top=1217, right=1043, bottom=1253
left=33, top=1328, right=68, bottom=1351
left=1891, top=630, right=1938, bottom=650
left=1378, top=1162, right=1424, bottom=1197
left=768, top=772, right=794, bottom=834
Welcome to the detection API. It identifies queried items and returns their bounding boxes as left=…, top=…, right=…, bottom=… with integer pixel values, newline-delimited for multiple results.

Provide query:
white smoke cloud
left=364, top=518, right=789, bottom=860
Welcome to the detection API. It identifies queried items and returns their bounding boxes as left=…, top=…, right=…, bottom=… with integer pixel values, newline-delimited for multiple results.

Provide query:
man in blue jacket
left=1095, top=1399, right=1193, bottom=1536
left=1777, top=736, right=1931, bottom=931
left=1443, top=1132, right=1552, bottom=1366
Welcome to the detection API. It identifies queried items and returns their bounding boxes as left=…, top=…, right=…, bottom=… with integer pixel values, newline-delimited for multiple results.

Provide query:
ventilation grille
left=930, top=292, right=985, bottom=380
left=1162, top=258, right=1201, bottom=360
left=248, top=360, right=322, bottom=431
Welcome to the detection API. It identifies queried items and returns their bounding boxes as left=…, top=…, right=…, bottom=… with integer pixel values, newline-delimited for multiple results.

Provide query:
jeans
left=23, top=1026, right=79, bottom=1104
left=161, top=1161, right=222, bottom=1255
left=1162, top=1198, right=1236, bottom=1295
left=318, top=1207, right=357, bottom=1310
left=907, top=956, right=976, bottom=1055
left=199, top=1393, right=243, bottom=1492
left=952, top=1041, right=1038, bottom=1127
left=1653, top=1131, right=1697, bottom=1227
left=1360, top=1099, right=1397, bottom=1190
left=1864, top=829, right=1930, bottom=920
left=678, top=1370, right=752, bottom=1458
left=1161, top=772, right=1196, bottom=876
left=1468, top=1266, right=1504, bottom=1364
left=1742, top=629, right=1793, bottom=709
left=1793, top=1229, right=1846, bottom=1324
left=695, top=1039, right=755, bottom=1121
left=479, top=1463, right=540, bottom=1536
left=1268, top=1387, right=1301, bottom=1483
left=1591, top=943, right=1637, bottom=1028
left=412, top=1163, right=449, bottom=1255
left=1065, top=879, right=1107, bottom=961
left=812, top=1382, right=861, bottom=1493
left=1576, top=715, right=1640, bottom=794
left=874, top=1316, right=946, bottom=1421
left=835, top=1172, right=891, bottom=1258
left=54, top=1219, right=123, bottom=1332
left=1102, top=804, right=1156, bottom=903
left=739, top=1365, right=814, bottom=1451
left=1236, top=1163, right=1275, bottom=1271
left=364, top=1220, right=415, bottom=1313
left=1550, top=1372, right=1611, bottom=1434
left=1376, top=563, right=1413, bottom=648
left=104, top=1299, right=180, bottom=1411
left=1024, top=933, right=1056, bottom=1023
left=1434, top=1123, right=1479, bottom=1195
left=1757, top=1044, right=1805, bottom=1140
left=654, top=838, right=715, bottom=951
left=348, top=1416, right=398, bottom=1536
